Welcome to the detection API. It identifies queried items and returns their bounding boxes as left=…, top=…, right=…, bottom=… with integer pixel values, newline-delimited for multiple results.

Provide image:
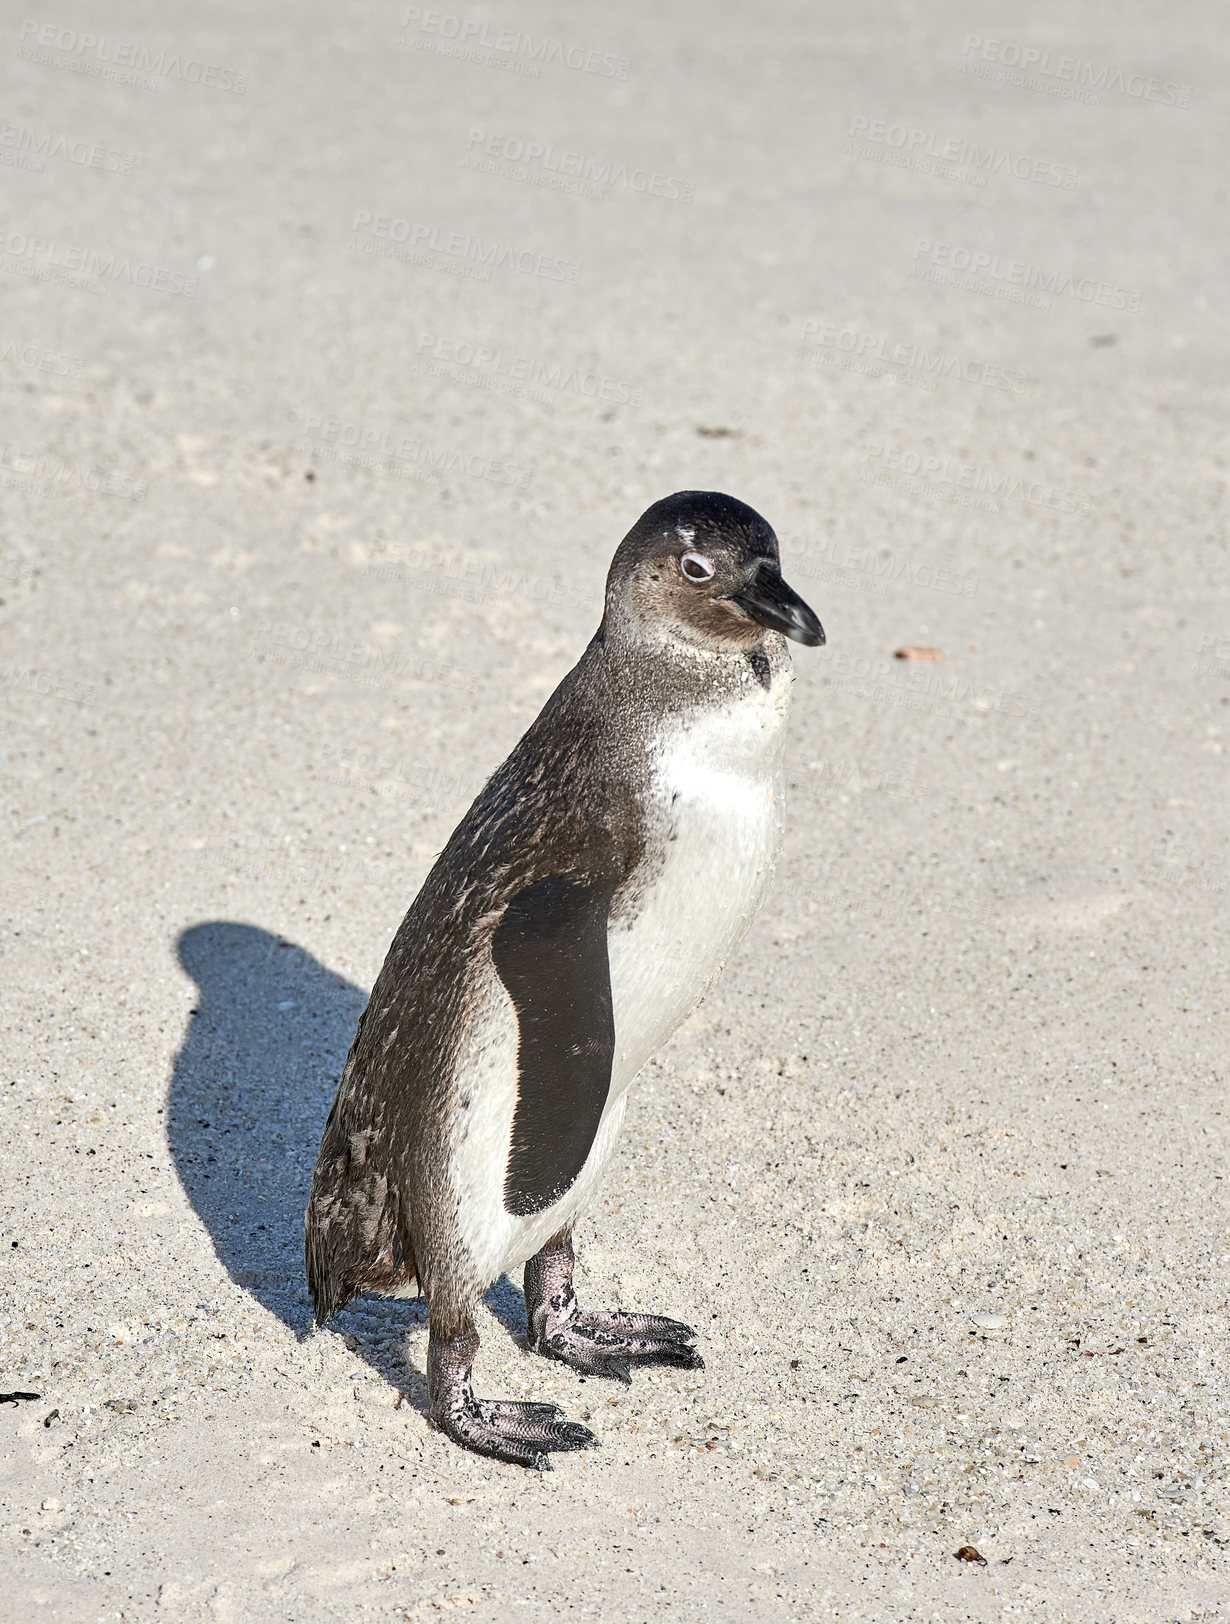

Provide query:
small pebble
left=971, top=1313, right=1008, bottom=1330
left=893, top=644, right=944, bottom=662
left=955, top=1545, right=987, bottom=1565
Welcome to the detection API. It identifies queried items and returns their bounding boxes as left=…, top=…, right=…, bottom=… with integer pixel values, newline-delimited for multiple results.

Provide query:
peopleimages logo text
left=848, top=116, right=1077, bottom=188
left=18, top=21, right=248, bottom=92
left=0, top=118, right=138, bottom=174
left=0, top=340, right=84, bottom=379
left=464, top=128, right=694, bottom=203
left=960, top=35, right=1192, bottom=106
left=912, top=240, right=1142, bottom=313
left=865, top=444, right=1092, bottom=518
left=416, top=333, right=644, bottom=406
left=0, top=230, right=197, bottom=296
left=350, top=211, right=581, bottom=283
left=401, top=9, right=630, bottom=78
left=799, top=321, right=1029, bottom=394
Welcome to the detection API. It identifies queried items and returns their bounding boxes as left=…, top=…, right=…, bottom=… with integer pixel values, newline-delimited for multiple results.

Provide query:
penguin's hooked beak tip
left=728, top=568, right=825, bottom=648
left=784, top=607, right=825, bottom=648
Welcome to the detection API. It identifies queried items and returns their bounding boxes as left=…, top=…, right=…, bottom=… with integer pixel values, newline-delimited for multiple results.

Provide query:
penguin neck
left=592, top=603, right=786, bottom=720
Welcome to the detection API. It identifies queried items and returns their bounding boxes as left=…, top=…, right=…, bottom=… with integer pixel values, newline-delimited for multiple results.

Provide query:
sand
left=1, top=2, right=1228, bottom=1619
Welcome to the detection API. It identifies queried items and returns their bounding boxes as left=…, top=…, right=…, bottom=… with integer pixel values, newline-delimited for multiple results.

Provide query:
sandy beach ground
left=1, top=2, right=1227, bottom=1619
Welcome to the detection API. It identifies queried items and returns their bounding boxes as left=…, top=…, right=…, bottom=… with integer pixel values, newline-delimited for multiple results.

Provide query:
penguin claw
left=651, top=1340, right=706, bottom=1371
left=586, top=1355, right=632, bottom=1385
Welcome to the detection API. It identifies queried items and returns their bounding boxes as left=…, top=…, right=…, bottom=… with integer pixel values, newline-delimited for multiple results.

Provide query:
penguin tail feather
left=304, top=1155, right=418, bottom=1325
left=305, top=1207, right=419, bottom=1326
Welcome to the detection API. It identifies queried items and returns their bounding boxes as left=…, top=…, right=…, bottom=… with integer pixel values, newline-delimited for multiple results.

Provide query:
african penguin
left=306, top=490, right=824, bottom=1469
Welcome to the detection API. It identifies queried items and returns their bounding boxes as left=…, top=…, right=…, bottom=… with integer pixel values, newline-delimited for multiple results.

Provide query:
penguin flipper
left=491, top=868, right=620, bottom=1218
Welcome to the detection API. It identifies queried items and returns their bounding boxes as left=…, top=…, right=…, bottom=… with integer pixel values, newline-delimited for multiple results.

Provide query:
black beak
left=728, top=565, right=825, bottom=647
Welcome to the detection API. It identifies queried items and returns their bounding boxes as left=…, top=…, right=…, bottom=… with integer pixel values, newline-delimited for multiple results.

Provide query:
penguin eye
left=679, top=551, right=715, bottom=584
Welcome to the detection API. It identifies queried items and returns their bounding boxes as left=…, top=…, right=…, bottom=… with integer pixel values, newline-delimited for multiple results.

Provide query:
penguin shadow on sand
left=168, top=921, right=528, bottom=1413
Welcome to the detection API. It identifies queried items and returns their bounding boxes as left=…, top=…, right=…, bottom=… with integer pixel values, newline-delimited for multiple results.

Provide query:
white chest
left=605, top=670, right=791, bottom=1091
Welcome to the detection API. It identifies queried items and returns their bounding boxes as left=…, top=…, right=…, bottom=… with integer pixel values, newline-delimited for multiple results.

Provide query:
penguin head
left=604, top=491, right=824, bottom=652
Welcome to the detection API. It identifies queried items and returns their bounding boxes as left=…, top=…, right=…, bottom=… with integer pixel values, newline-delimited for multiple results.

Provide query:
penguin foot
left=433, top=1396, right=597, bottom=1471
left=427, top=1321, right=596, bottom=1469
left=532, top=1308, right=705, bottom=1383
left=525, top=1229, right=704, bottom=1383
